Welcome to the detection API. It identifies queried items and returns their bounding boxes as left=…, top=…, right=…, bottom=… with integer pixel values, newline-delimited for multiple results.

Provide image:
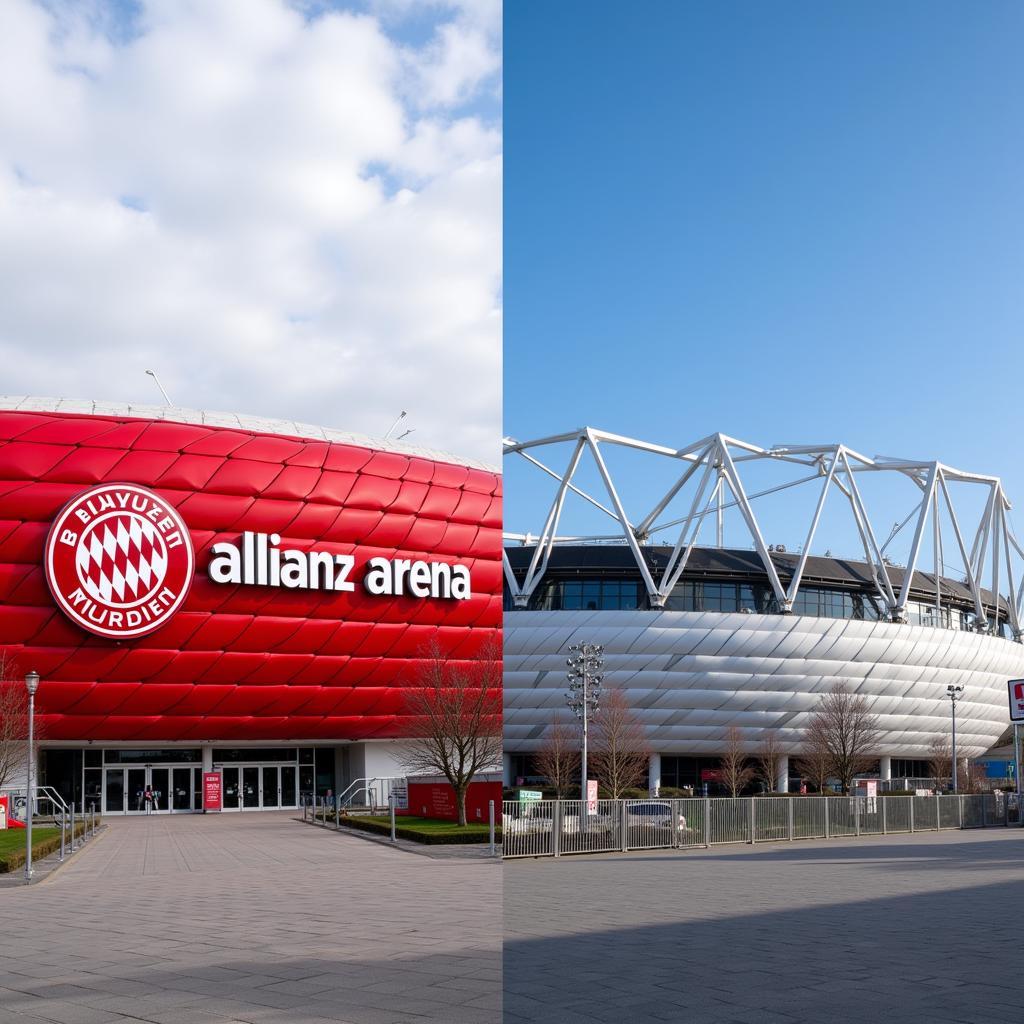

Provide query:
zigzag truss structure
left=503, top=428, right=1023, bottom=638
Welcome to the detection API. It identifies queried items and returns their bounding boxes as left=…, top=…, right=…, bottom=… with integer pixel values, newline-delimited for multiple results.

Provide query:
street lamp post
left=566, top=643, right=603, bottom=807
left=24, top=670, right=39, bottom=884
left=947, top=684, right=963, bottom=792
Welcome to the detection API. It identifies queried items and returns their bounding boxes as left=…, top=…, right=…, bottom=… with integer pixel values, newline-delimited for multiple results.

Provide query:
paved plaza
left=504, top=829, right=1024, bottom=1024
left=0, top=813, right=500, bottom=1024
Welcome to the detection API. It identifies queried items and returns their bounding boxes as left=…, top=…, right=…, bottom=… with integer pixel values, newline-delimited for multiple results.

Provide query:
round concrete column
left=648, top=752, right=661, bottom=796
left=775, top=754, right=789, bottom=793
left=503, top=752, right=514, bottom=787
left=879, top=755, right=892, bottom=781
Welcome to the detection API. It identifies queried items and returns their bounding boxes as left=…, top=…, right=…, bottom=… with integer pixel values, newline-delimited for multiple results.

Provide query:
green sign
left=518, top=789, right=543, bottom=802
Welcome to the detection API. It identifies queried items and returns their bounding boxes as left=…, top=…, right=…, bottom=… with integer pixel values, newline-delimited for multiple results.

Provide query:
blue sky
left=504, top=1, right=1024, bottom=574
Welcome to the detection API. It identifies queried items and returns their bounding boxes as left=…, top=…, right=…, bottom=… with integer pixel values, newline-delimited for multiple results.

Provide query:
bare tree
left=957, top=757, right=985, bottom=794
left=719, top=726, right=754, bottom=798
left=589, top=688, right=650, bottom=798
left=928, top=734, right=953, bottom=789
left=0, top=652, right=31, bottom=791
left=806, top=684, right=881, bottom=794
left=754, top=731, right=784, bottom=793
left=401, top=638, right=501, bottom=826
left=795, top=714, right=832, bottom=793
left=533, top=718, right=580, bottom=797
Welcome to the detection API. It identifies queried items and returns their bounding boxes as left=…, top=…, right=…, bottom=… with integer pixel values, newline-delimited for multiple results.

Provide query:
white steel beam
left=585, top=431, right=660, bottom=600
left=717, top=439, right=788, bottom=608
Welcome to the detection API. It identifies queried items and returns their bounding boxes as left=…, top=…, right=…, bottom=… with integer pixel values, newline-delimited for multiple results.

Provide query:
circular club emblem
left=44, top=483, right=194, bottom=640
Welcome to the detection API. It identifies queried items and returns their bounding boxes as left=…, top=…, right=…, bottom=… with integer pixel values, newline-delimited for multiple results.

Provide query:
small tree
left=754, top=731, right=783, bottom=793
left=0, top=652, right=31, bottom=791
left=807, top=684, right=881, bottom=794
left=928, top=734, right=953, bottom=789
left=795, top=714, right=832, bottom=793
left=533, top=718, right=580, bottom=798
left=401, top=638, right=501, bottom=826
left=719, top=726, right=754, bottom=797
left=589, top=688, right=650, bottom=798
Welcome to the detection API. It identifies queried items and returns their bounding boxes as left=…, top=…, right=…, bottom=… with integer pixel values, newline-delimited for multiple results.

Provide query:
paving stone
left=0, top=812, right=499, bottom=1024
left=504, top=828, right=1024, bottom=1023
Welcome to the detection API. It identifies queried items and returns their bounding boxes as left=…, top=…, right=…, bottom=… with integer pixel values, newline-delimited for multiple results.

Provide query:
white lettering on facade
left=206, top=533, right=470, bottom=600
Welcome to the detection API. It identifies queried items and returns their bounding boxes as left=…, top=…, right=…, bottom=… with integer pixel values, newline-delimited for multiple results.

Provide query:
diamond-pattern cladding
left=76, top=514, right=167, bottom=606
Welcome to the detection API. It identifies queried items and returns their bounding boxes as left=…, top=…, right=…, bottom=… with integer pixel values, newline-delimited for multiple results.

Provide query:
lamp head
left=25, top=670, right=40, bottom=696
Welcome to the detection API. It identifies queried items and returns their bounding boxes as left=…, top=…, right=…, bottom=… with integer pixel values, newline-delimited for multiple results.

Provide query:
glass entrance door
left=103, top=765, right=197, bottom=814
left=172, top=768, right=192, bottom=811
left=262, top=766, right=279, bottom=807
left=105, top=769, right=125, bottom=814
left=242, top=766, right=260, bottom=808
left=150, top=768, right=169, bottom=812
left=127, top=768, right=147, bottom=813
left=223, top=767, right=240, bottom=809
left=281, top=766, right=297, bottom=807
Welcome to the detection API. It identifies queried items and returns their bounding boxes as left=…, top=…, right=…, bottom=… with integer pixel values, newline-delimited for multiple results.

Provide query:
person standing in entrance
left=144, top=785, right=154, bottom=814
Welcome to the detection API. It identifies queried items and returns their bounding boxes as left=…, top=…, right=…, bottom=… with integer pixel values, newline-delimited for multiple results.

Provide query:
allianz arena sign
left=45, top=482, right=473, bottom=641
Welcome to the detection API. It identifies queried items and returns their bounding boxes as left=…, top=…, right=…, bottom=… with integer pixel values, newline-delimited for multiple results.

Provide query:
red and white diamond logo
left=44, top=483, right=194, bottom=640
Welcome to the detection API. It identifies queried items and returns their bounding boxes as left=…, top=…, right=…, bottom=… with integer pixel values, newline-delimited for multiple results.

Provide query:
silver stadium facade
left=503, top=428, right=1024, bottom=792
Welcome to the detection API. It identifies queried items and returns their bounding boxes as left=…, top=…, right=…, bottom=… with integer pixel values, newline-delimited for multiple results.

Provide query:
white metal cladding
left=503, top=428, right=1024, bottom=632
left=503, top=610, right=1024, bottom=758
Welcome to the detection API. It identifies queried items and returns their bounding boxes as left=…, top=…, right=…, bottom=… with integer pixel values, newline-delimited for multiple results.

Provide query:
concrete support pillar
left=879, top=755, right=892, bottom=781
left=648, top=753, right=661, bottom=797
left=775, top=754, right=789, bottom=793
left=503, top=752, right=514, bottom=788
left=201, top=745, right=213, bottom=773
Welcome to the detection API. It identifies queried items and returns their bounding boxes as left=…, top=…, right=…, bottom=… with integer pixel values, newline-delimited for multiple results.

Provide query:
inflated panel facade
left=504, top=610, right=1024, bottom=759
left=0, top=409, right=501, bottom=741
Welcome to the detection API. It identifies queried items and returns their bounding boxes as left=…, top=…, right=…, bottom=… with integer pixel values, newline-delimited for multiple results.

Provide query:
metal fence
left=502, top=793, right=1022, bottom=859
left=879, top=777, right=1017, bottom=793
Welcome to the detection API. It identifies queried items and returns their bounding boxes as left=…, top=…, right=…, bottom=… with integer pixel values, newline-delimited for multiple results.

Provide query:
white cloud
left=0, top=0, right=502, bottom=464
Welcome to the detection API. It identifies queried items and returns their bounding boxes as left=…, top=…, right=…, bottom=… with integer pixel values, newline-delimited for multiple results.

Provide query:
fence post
left=910, top=797, right=915, bottom=833
left=553, top=801, right=561, bottom=857
left=59, top=811, right=65, bottom=862
left=854, top=797, right=861, bottom=838
left=335, top=794, right=340, bottom=830
left=621, top=801, right=629, bottom=853
left=958, top=794, right=963, bottom=829
left=881, top=797, right=887, bottom=834
left=703, top=797, right=710, bottom=848
left=824, top=798, right=830, bottom=840
left=1005, top=795, right=1010, bottom=827
left=982, top=796, right=987, bottom=828
left=935, top=795, right=941, bottom=831
left=749, top=797, right=755, bottom=845
left=489, top=800, right=496, bottom=857
left=787, top=797, right=794, bottom=841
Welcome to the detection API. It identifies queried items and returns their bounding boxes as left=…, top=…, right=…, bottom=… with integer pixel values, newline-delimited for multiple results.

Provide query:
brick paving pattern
left=504, top=829, right=1024, bottom=1023
left=0, top=812, right=500, bottom=1024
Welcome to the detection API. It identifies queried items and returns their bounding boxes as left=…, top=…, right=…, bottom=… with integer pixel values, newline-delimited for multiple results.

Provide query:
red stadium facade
left=0, top=399, right=501, bottom=814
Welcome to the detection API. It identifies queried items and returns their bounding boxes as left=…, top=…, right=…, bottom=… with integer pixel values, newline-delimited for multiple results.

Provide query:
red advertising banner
left=0, top=794, right=7, bottom=829
left=203, top=772, right=222, bottom=812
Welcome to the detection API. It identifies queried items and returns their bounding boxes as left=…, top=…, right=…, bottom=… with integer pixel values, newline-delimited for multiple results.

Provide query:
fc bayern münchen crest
left=44, top=483, right=194, bottom=640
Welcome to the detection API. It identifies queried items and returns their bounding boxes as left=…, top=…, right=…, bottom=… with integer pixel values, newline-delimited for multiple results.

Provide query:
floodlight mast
left=566, top=643, right=603, bottom=809
left=947, top=684, right=964, bottom=791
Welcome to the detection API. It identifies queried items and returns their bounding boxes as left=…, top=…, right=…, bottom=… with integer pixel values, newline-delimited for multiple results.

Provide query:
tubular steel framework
left=504, top=428, right=1023, bottom=638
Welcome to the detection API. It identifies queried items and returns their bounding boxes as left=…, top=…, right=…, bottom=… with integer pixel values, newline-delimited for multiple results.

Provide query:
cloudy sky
left=0, top=0, right=501, bottom=463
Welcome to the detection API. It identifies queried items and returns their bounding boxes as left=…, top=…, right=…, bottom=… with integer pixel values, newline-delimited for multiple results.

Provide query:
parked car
left=625, top=800, right=688, bottom=831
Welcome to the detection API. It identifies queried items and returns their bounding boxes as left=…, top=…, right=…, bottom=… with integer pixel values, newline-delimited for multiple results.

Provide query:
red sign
left=203, top=772, right=222, bottom=811
left=701, top=769, right=722, bottom=782
left=0, top=794, right=7, bottom=829
left=44, top=483, right=194, bottom=640
left=406, top=778, right=503, bottom=822
left=1010, top=680, right=1024, bottom=722
left=586, top=779, right=598, bottom=813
